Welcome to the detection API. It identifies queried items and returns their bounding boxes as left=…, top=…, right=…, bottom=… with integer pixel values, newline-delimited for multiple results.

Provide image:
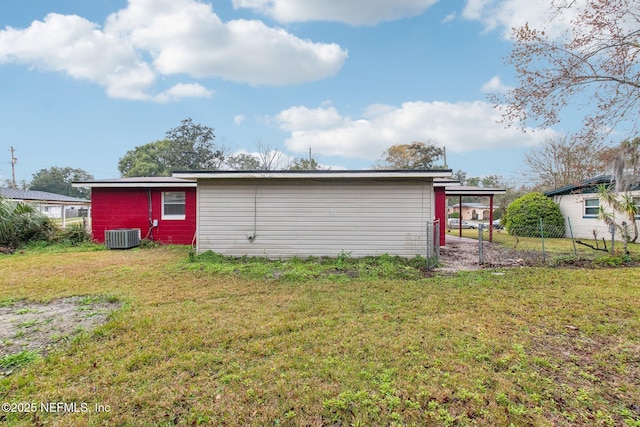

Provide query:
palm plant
left=0, top=197, right=55, bottom=248
left=597, top=184, right=639, bottom=253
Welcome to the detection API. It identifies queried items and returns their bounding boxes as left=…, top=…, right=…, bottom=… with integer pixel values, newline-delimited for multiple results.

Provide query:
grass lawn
left=1, top=246, right=639, bottom=426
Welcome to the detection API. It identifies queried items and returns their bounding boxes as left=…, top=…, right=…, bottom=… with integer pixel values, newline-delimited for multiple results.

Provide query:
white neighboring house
left=0, top=187, right=90, bottom=226
left=545, top=176, right=640, bottom=240
left=172, top=169, right=452, bottom=258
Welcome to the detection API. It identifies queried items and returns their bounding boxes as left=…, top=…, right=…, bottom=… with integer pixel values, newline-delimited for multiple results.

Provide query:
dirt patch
left=0, top=296, right=121, bottom=364
left=437, top=238, right=528, bottom=272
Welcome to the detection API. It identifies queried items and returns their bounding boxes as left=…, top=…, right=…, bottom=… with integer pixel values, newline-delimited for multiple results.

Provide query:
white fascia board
left=445, top=188, right=506, bottom=196
left=172, top=170, right=453, bottom=180
left=72, top=182, right=196, bottom=188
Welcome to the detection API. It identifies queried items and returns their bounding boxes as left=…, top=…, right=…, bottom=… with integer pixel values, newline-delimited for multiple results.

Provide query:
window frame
left=583, top=198, right=600, bottom=218
left=161, top=191, right=186, bottom=220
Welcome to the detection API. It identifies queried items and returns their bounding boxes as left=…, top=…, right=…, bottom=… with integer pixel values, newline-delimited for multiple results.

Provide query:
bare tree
left=600, top=136, right=640, bottom=187
left=225, top=143, right=288, bottom=171
left=524, top=134, right=608, bottom=190
left=255, top=143, right=287, bottom=171
left=494, top=0, right=640, bottom=141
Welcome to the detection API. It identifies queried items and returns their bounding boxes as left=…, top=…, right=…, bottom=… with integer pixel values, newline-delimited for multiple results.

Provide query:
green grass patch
left=0, top=351, right=40, bottom=371
left=184, top=250, right=429, bottom=281
left=0, top=247, right=639, bottom=425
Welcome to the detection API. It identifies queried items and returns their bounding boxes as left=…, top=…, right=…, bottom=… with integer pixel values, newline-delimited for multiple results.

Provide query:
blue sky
left=0, top=0, right=576, bottom=185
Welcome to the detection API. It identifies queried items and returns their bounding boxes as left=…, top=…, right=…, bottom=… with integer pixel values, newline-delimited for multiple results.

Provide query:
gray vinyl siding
left=196, top=178, right=433, bottom=258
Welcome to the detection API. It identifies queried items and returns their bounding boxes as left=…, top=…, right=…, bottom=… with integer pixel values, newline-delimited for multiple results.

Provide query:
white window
left=584, top=198, right=599, bottom=217
left=162, top=192, right=186, bottom=220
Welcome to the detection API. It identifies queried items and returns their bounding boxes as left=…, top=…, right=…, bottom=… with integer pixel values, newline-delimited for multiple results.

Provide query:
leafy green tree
left=225, top=153, right=263, bottom=171
left=452, top=170, right=467, bottom=185
left=465, top=176, right=481, bottom=187
left=118, top=118, right=226, bottom=177
left=375, top=141, right=444, bottom=169
left=504, top=192, right=564, bottom=237
left=118, top=139, right=178, bottom=177
left=29, top=167, right=94, bottom=199
left=481, top=175, right=502, bottom=188
left=288, top=156, right=324, bottom=170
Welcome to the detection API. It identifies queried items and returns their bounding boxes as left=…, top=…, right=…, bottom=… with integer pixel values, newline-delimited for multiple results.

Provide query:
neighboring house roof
left=172, top=169, right=453, bottom=180
left=72, top=177, right=196, bottom=188
left=545, top=175, right=640, bottom=197
left=544, top=175, right=613, bottom=197
left=0, top=187, right=89, bottom=204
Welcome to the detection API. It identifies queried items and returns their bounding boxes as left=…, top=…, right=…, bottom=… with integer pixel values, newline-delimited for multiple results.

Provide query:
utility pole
left=10, top=146, right=17, bottom=189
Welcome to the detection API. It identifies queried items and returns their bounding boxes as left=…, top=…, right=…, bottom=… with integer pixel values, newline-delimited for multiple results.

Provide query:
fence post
left=540, top=217, right=546, bottom=263
left=435, top=220, right=440, bottom=261
left=567, top=217, right=577, bottom=256
left=610, top=224, right=615, bottom=255
left=426, top=222, right=431, bottom=270
left=478, top=224, right=484, bottom=265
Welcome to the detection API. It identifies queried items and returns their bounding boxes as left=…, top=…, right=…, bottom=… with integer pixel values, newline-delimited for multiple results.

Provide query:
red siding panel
left=434, top=187, right=447, bottom=246
left=91, top=187, right=196, bottom=245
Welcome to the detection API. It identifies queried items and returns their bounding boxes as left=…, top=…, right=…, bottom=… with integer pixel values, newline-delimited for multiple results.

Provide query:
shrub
left=54, top=223, right=91, bottom=246
left=504, top=192, right=564, bottom=237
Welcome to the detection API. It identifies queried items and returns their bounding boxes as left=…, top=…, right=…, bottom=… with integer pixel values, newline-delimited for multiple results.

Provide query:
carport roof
left=445, top=185, right=506, bottom=196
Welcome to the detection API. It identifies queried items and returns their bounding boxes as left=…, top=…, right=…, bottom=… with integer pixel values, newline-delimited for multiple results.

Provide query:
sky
left=0, top=0, right=581, bottom=186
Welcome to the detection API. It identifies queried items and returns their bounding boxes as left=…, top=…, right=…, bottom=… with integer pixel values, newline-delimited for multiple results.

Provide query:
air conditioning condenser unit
left=105, top=228, right=141, bottom=249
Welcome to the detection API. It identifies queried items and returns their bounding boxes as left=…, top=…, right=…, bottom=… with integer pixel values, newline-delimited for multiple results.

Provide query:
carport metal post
left=458, top=195, right=462, bottom=237
left=478, top=224, right=484, bottom=264
left=488, top=195, right=494, bottom=243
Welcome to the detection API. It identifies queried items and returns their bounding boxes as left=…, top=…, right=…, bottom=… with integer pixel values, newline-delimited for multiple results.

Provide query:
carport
left=446, top=186, right=506, bottom=243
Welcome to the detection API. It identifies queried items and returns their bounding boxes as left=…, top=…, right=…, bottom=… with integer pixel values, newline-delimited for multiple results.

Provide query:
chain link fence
left=426, top=220, right=441, bottom=270
left=477, top=219, right=639, bottom=266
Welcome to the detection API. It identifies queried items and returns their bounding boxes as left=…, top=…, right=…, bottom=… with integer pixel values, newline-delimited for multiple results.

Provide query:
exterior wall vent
left=105, top=228, right=141, bottom=249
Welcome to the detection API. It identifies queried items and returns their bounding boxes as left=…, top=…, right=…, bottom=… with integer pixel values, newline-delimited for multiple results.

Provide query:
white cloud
left=274, top=101, right=558, bottom=160
left=275, top=105, right=346, bottom=131
left=481, top=76, right=512, bottom=94
left=462, top=0, right=583, bottom=39
left=0, top=0, right=348, bottom=101
left=0, top=13, right=156, bottom=100
left=232, top=0, right=440, bottom=25
left=441, top=12, right=456, bottom=24
left=234, top=114, right=246, bottom=126
left=153, top=83, right=213, bottom=103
